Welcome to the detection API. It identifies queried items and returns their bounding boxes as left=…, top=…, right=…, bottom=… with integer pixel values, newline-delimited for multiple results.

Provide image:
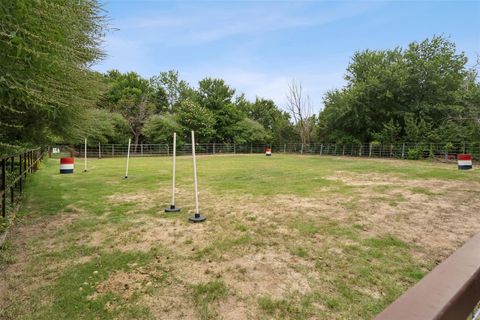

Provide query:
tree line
left=1, top=1, right=479, bottom=155
left=76, top=35, right=480, bottom=149
left=316, top=36, right=480, bottom=145
left=90, top=70, right=298, bottom=147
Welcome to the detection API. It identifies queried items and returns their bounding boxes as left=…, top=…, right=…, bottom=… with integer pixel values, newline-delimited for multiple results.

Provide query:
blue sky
left=94, top=0, right=480, bottom=112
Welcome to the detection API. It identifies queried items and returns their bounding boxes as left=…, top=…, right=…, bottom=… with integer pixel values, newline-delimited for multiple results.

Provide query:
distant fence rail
left=51, top=142, right=480, bottom=161
left=0, top=148, right=44, bottom=219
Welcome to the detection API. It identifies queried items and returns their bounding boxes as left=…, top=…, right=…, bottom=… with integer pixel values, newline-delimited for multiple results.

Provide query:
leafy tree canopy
left=316, top=36, right=480, bottom=143
left=0, top=0, right=108, bottom=154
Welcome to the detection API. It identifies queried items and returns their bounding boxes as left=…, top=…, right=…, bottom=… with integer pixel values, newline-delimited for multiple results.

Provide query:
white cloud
left=114, top=1, right=385, bottom=46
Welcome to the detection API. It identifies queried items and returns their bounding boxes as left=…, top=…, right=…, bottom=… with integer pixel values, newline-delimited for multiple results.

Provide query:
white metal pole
left=84, top=138, right=87, bottom=172
left=125, top=138, right=131, bottom=178
left=166, top=133, right=180, bottom=212
left=98, top=142, right=101, bottom=159
left=171, top=133, right=176, bottom=206
left=192, top=132, right=199, bottom=214
left=189, top=131, right=206, bottom=222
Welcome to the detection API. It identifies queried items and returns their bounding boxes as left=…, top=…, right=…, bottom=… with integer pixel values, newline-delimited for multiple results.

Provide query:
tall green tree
left=84, top=109, right=130, bottom=144
left=142, top=114, right=182, bottom=144
left=0, top=0, right=107, bottom=154
left=98, top=71, right=155, bottom=147
left=237, top=97, right=296, bottom=144
left=232, top=118, right=270, bottom=144
left=195, top=78, right=242, bottom=142
left=177, top=100, right=216, bottom=142
left=316, top=36, right=480, bottom=143
left=150, top=70, right=193, bottom=112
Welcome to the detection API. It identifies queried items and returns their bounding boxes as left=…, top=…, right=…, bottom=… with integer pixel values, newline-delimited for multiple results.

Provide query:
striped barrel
left=457, top=154, right=473, bottom=170
left=60, top=157, right=74, bottom=174
left=265, top=148, right=272, bottom=156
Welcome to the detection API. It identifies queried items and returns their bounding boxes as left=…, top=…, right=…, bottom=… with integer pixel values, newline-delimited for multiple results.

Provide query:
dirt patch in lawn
left=107, top=192, right=157, bottom=212
left=89, top=270, right=150, bottom=300
left=330, top=172, right=480, bottom=260
left=84, top=176, right=480, bottom=270
left=89, top=217, right=214, bottom=255
left=141, top=281, right=197, bottom=319
left=175, top=250, right=314, bottom=299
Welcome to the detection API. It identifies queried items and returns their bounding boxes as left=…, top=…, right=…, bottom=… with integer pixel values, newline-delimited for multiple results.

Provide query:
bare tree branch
left=286, top=79, right=313, bottom=144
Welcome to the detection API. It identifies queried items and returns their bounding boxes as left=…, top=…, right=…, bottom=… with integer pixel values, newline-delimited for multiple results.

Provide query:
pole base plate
left=124, top=176, right=128, bottom=179
left=165, top=205, right=181, bottom=213
left=189, top=213, right=206, bottom=223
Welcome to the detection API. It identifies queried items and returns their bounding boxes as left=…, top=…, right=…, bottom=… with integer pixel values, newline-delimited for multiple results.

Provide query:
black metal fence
left=52, top=142, right=480, bottom=161
left=0, top=148, right=44, bottom=219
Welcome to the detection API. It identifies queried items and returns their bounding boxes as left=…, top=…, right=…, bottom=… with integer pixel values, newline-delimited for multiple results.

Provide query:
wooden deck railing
left=375, top=233, right=480, bottom=320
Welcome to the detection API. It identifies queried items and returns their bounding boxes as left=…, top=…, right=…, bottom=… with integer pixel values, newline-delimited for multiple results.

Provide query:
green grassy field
left=1, top=154, right=479, bottom=319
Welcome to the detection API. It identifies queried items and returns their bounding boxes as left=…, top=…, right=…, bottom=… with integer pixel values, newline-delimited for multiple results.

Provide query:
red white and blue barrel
left=457, top=154, right=473, bottom=170
left=60, top=157, right=74, bottom=174
left=265, top=148, right=272, bottom=156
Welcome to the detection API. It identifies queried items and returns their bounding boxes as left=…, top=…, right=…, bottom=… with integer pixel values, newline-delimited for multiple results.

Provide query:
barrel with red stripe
left=265, top=148, right=272, bottom=156
left=60, top=157, right=74, bottom=174
left=457, top=154, right=473, bottom=170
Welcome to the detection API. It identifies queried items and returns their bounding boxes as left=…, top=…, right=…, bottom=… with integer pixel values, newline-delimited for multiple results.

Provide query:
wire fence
left=51, top=142, right=480, bottom=161
left=1, top=148, right=45, bottom=229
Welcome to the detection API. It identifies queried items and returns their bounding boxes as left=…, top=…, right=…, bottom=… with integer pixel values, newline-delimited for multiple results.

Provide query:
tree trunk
left=133, top=132, right=140, bottom=153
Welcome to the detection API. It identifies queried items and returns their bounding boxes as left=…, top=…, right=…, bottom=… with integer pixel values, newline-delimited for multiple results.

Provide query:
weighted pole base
left=83, top=169, right=88, bottom=172
left=124, top=176, right=128, bottom=179
left=165, top=205, right=181, bottom=213
left=189, top=213, right=206, bottom=223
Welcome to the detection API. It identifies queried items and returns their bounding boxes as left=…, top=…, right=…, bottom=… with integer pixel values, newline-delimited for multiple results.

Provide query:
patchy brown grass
left=2, top=156, right=479, bottom=319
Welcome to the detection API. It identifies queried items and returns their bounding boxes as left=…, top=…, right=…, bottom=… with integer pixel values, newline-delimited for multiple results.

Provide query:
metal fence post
left=141, top=143, right=143, bottom=156
left=284, top=144, right=286, bottom=153
left=233, top=143, right=236, bottom=154
left=18, top=154, right=22, bottom=193
left=10, top=156, right=14, bottom=204
left=320, top=144, right=323, bottom=155
left=301, top=144, right=304, bottom=155
left=112, top=144, right=114, bottom=157
left=1, top=159, right=5, bottom=217
left=342, top=145, right=345, bottom=156
left=369, top=143, right=372, bottom=157
left=402, top=143, right=405, bottom=159
left=359, top=145, right=363, bottom=157
left=250, top=143, right=252, bottom=154
left=25, top=151, right=28, bottom=174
